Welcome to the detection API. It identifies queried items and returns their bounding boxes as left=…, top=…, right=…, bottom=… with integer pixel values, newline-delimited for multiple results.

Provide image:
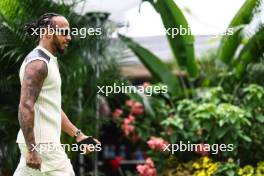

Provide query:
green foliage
left=237, top=84, right=264, bottom=163
left=236, top=25, right=264, bottom=77
left=214, top=162, right=239, bottom=176
left=217, top=0, right=262, bottom=64
left=113, top=84, right=264, bottom=164
left=120, top=0, right=199, bottom=97
left=119, top=35, right=181, bottom=96
left=166, top=89, right=251, bottom=159
left=144, top=0, right=198, bottom=77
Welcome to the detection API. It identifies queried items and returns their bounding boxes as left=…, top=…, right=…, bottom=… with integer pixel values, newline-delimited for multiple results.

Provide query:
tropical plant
left=217, top=0, right=264, bottom=78
left=120, top=0, right=199, bottom=96
left=119, top=35, right=181, bottom=96
left=143, top=0, right=198, bottom=77
left=217, top=0, right=262, bottom=64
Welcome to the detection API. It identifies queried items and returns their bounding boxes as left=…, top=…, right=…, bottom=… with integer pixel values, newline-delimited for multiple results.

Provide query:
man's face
left=51, top=16, right=71, bottom=54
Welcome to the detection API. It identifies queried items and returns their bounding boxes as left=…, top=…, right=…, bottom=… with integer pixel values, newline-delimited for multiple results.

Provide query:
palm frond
left=217, top=0, right=263, bottom=64
left=235, top=24, right=264, bottom=77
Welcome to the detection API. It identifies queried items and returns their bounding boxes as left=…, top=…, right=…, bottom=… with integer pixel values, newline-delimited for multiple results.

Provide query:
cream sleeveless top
left=16, top=46, right=62, bottom=144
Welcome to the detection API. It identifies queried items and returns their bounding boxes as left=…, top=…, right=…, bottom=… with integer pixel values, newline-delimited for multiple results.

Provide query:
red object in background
left=136, top=157, right=157, bottom=176
left=108, top=156, right=123, bottom=171
left=194, top=143, right=209, bottom=156
left=147, top=136, right=168, bottom=151
left=121, top=123, right=135, bottom=136
left=121, top=115, right=136, bottom=136
left=125, top=100, right=144, bottom=115
left=125, top=100, right=135, bottom=107
left=126, top=115, right=135, bottom=123
left=112, top=108, right=123, bottom=119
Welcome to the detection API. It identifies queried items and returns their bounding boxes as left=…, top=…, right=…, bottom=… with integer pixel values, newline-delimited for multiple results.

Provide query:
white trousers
left=13, top=144, right=75, bottom=176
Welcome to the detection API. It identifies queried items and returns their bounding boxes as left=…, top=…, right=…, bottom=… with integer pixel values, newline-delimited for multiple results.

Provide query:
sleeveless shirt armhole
left=24, top=57, right=49, bottom=74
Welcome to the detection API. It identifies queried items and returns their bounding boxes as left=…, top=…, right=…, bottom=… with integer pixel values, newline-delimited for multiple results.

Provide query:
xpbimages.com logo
left=28, top=25, right=102, bottom=38
left=97, top=83, right=168, bottom=96
left=163, top=141, right=234, bottom=154
left=165, top=25, right=234, bottom=38
left=30, top=143, right=102, bottom=155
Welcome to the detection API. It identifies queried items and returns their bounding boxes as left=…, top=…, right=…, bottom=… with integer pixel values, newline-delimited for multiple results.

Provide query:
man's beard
left=53, top=39, right=65, bottom=55
left=57, top=46, right=64, bottom=54
left=55, top=44, right=64, bottom=55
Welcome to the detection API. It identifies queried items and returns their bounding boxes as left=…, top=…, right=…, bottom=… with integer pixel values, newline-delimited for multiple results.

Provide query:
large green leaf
left=218, top=0, right=261, bottom=64
left=144, top=0, right=198, bottom=77
left=120, top=35, right=180, bottom=95
left=235, top=26, right=264, bottom=77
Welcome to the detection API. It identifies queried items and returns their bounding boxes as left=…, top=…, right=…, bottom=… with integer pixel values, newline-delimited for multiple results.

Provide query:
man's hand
left=26, top=150, right=42, bottom=170
left=76, top=133, right=100, bottom=144
left=76, top=133, right=101, bottom=154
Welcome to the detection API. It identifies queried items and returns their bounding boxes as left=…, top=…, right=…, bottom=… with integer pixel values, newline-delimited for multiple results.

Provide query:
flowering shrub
left=193, top=157, right=219, bottom=176
left=112, top=108, right=123, bottom=119
left=108, top=156, right=123, bottom=171
left=136, top=157, right=157, bottom=176
left=238, top=162, right=264, bottom=176
left=111, top=99, right=144, bottom=139
left=125, top=100, right=144, bottom=115
left=121, top=115, right=135, bottom=136
left=111, top=83, right=264, bottom=174
left=147, top=136, right=168, bottom=151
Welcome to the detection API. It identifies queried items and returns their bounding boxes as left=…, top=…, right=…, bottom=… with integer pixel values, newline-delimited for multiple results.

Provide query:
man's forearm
left=61, top=110, right=101, bottom=149
left=61, top=110, right=78, bottom=137
left=61, top=110, right=89, bottom=142
left=18, top=104, right=36, bottom=150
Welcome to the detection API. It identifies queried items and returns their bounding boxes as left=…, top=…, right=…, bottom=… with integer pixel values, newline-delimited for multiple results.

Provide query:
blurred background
left=1, top=0, right=264, bottom=175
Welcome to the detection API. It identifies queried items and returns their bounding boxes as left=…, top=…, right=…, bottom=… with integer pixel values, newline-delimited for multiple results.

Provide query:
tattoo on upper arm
left=18, top=60, right=48, bottom=147
left=21, top=60, right=48, bottom=102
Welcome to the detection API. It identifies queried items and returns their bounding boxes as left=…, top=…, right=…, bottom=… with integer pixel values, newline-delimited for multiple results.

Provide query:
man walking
left=14, top=13, right=99, bottom=176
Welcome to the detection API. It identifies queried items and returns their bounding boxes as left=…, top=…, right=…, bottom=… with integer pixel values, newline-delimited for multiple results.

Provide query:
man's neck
left=38, top=41, right=56, bottom=55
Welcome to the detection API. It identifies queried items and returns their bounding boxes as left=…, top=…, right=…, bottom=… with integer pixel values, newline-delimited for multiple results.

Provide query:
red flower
left=121, top=123, right=135, bottom=136
left=126, top=100, right=144, bottom=115
left=108, top=156, right=123, bottom=171
left=127, top=115, right=135, bottom=122
left=121, top=115, right=136, bottom=136
left=136, top=157, right=157, bottom=176
left=147, top=137, right=168, bottom=151
left=126, top=100, right=135, bottom=107
left=112, top=109, right=123, bottom=119
left=145, top=158, right=154, bottom=168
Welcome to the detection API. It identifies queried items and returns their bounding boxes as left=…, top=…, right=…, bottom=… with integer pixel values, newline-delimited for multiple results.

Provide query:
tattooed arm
left=18, top=59, right=47, bottom=169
